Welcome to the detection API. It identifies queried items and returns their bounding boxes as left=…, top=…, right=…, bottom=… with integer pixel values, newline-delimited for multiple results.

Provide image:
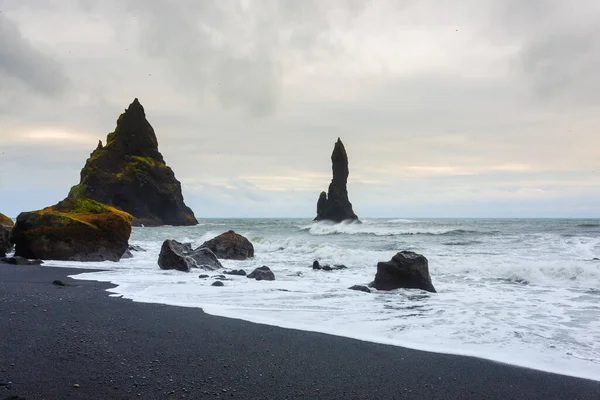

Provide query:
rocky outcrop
left=11, top=197, right=132, bottom=262
left=158, top=239, right=222, bottom=272
left=200, top=230, right=254, bottom=260
left=314, top=138, right=358, bottom=222
left=0, top=213, right=14, bottom=257
left=312, top=260, right=347, bottom=271
left=247, top=266, right=275, bottom=281
left=68, top=98, right=197, bottom=227
left=349, top=285, right=371, bottom=293
left=371, top=251, right=436, bottom=293
left=224, top=269, right=247, bottom=276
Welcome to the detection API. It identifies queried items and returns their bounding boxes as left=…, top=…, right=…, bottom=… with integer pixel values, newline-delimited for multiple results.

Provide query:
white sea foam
left=47, top=218, right=600, bottom=382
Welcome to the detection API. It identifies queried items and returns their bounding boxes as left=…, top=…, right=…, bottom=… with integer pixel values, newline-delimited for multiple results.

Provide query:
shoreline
left=1, top=264, right=599, bottom=399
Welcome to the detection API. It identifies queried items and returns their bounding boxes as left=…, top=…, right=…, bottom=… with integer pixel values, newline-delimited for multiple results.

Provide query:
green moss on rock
left=67, top=98, right=197, bottom=226
left=11, top=198, right=132, bottom=261
left=0, top=212, right=14, bottom=228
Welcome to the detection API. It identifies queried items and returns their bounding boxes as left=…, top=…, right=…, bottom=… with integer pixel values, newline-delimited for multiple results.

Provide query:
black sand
left=1, top=265, right=598, bottom=400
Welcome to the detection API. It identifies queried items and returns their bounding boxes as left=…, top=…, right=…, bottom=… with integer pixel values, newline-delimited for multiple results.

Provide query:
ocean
left=48, top=218, right=600, bottom=381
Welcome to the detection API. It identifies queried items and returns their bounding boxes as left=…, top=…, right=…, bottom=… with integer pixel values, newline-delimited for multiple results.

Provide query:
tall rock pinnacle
left=68, top=98, right=198, bottom=226
left=314, top=138, right=359, bottom=222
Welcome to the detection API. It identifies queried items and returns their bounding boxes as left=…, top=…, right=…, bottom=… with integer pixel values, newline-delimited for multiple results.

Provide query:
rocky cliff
left=314, top=138, right=359, bottom=222
left=69, top=98, right=197, bottom=226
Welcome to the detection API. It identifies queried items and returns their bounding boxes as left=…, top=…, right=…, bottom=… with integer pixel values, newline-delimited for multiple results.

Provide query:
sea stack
left=314, top=138, right=359, bottom=222
left=68, top=98, right=198, bottom=226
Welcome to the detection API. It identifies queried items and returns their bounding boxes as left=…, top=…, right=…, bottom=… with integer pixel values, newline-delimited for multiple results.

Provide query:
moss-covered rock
left=69, top=98, right=197, bottom=226
left=0, top=212, right=14, bottom=257
left=11, top=197, right=132, bottom=262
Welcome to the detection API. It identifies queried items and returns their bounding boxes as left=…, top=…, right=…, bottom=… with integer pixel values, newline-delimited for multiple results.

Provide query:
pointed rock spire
left=314, top=138, right=359, bottom=222
left=69, top=98, right=198, bottom=226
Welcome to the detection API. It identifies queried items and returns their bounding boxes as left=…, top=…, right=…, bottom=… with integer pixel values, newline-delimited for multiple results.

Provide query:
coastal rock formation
left=68, top=98, right=197, bottom=227
left=349, top=285, right=371, bottom=293
left=247, top=266, right=275, bottom=281
left=200, top=230, right=254, bottom=260
left=371, top=251, right=436, bottom=293
left=224, top=269, right=247, bottom=276
left=11, top=197, right=132, bottom=262
left=158, top=239, right=222, bottom=272
left=0, top=212, right=14, bottom=257
left=314, top=138, right=359, bottom=222
left=312, top=260, right=347, bottom=271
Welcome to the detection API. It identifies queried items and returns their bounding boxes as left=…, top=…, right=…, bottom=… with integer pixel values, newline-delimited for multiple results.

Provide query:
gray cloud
left=0, top=13, right=69, bottom=97
left=1, top=0, right=600, bottom=218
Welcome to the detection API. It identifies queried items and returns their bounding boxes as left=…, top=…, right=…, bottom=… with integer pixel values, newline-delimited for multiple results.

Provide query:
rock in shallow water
left=371, top=251, right=436, bottom=293
left=247, top=266, right=275, bottom=281
left=314, top=138, right=359, bottom=222
left=224, top=269, right=247, bottom=276
left=158, top=239, right=222, bottom=272
left=211, top=281, right=224, bottom=287
left=349, top=285, right=371, bottom=293
left=199, top=230, right=254, bottom=260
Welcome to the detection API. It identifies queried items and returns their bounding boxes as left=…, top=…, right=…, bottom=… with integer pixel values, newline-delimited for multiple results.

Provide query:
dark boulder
left=198, top=274, right=209, bottom=279
left=11, top=197, right=132, bottom=262
left=1, top=256, right=43, bottom=265
left=200, top=230, right=254, bottom=260
left=0, top=213, right=14, bottom=257
left=313, top=260, right=347, bottom=271
left=211, top=281, right=224, bottom=287
left=247, top=266, right=275, bottom=281
left=349, top=285, right=371, bottom=293
left=129, top=244, right=146, bottom=252
left=67, top=98, right=197, bottom=227
left=225, top=269, right=247, bottom=276
left=213, top=275, right=227, bottom=280
left=371, top=251, right=436, bottom=293
left=158, top=239, right=222, bottom=272
left=314, top=138, right=359, bottom=222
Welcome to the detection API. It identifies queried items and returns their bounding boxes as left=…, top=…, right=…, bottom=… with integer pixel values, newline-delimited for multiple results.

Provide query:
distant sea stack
left=314, top=138, right=359, bottom=222
left=69, top=98, right=198, bottom=226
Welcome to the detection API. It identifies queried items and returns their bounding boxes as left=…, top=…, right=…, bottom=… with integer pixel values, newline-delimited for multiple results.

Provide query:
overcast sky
left=1, top=0, right=600, bottom=218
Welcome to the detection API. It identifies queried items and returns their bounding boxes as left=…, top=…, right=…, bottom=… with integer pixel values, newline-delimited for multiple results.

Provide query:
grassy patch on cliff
left=0, top=212, right=14, bottom=227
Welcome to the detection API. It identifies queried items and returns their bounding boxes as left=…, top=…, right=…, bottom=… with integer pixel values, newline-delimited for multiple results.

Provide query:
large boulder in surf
left=11, top=197, right=132, bottom=262
left=0, top=213, right=14, bottom=257
left=199, top=230, right=254, bottom=260
left=158, top=239, right=222, bottom=272
left=314, top=138, right=359, bottom=222
left=67, top=98, right=197, bottom=227
left=371, top=251, right=436, bottom=293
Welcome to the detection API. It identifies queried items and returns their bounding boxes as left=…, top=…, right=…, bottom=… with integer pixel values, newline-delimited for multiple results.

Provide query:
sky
left=1, top=0, right=600, bottom=218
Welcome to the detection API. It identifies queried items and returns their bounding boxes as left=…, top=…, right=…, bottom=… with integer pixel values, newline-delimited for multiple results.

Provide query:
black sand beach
left=1, top=265, right=598, bottom=400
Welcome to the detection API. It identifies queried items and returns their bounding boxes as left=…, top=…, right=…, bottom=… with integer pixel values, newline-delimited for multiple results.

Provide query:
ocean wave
left=442, top=240, right=483, bottom=246
left=577, top=223, right=600, bottom=228
left=300, top=221, right=495, bottom=237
